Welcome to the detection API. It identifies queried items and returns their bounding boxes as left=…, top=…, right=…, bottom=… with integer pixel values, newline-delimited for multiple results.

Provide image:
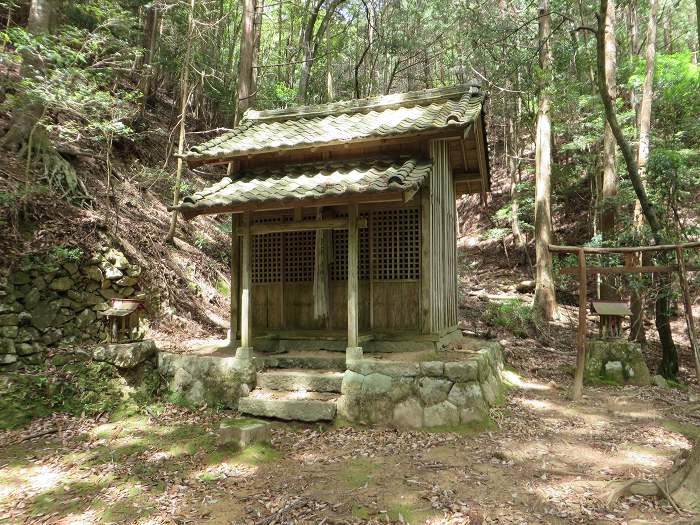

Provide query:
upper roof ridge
left=244, top=83, right=480, bottom=123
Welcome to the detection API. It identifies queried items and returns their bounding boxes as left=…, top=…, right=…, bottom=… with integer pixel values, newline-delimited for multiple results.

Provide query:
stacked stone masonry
left=0, top=246, right=143, bottom=368
left=158, top=352, right=257, bottom=407
left=337, top=342, right=505, bottom=428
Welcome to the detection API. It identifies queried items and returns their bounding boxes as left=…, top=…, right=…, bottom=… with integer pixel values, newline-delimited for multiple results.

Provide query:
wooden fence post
left=229, top=213, right=240, bottom=349
left=571, top=247, right=588, bottom=400
left=676, top=246, right=700, bottom=381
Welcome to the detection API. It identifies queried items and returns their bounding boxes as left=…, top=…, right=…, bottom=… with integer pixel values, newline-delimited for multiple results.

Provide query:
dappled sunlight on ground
left=502, top=369, right=551, bottom=391
left=1, top=368, right=698, bottom=524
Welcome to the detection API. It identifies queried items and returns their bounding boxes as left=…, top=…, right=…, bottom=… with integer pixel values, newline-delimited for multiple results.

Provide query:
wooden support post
left=676, top=246, right=700, bottom=381
left=571, top=247, right=588, bottom=401
left=237, top=212, right=253, bottom=358
left=229, top=214, right=240, bottom=349
left=346, top=204, right=361, bottom=362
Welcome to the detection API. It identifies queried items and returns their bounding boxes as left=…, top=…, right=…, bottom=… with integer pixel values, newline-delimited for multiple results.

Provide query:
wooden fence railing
left=549, top=241, right=700, bottom=400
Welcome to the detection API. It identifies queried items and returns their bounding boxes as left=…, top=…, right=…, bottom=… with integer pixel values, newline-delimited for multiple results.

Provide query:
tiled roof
left=185, top=85, right=483, bottom=165
left=175, top=158, right=431, bottom=219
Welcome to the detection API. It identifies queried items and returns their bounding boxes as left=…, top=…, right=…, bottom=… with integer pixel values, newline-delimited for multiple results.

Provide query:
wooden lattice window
left=284, top=230, right=315, bottom=282
left=371, top=208, right=420, bottom=281
left=330, top=213, right=369, bottom=281
left=252, top=215, right=286, bottom=284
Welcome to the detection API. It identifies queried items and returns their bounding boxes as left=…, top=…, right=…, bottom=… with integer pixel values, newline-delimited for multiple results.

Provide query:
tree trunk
left=28, top=0, right=51, bottom=34
left=596, top=0, right=678, bottom=378
left=600, top=0, right=618, bottom=302
left=165, top=0, right=195, bottom=245
left=533, top=0, right=558, bottom=322
left=139, top=2, right=161, bottom=115
left=630, top=0, right=659, bottom=343
left=297, top=0, right=342, bottom=103
left=696, top=0, right=700, bottom=60
left=608, top=440, right=700, bottom=512
left=2, top=0, right=53, bottom=149
left=235, top=0, right=257, bottom=125
left=325, top=28, right=334, bottom=101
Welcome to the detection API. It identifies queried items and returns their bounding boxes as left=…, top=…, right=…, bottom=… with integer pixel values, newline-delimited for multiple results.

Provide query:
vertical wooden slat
left=420, top=187, right=432, bottom=333
left=676, top=246, right=700, bottom=380
left=369, top=210, right=375, bottom=330
left=571, top=247, right=587, bottom=400
left=240, top=211, right=253, bottom=350
left=229, top=213, right=240, bottom=348
left=347, top=204, right=359, bottom=349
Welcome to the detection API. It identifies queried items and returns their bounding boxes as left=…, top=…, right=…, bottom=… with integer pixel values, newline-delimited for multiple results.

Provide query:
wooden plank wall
left=250, top=206, right=419, bottom=333
left=424, top=140, right=458, bottom=333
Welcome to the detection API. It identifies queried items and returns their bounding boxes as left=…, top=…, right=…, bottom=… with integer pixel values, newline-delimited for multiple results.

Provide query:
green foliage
left=0, top=356, right=158, bottom=430
left=215, top=278, right=230, bottom=297
left=193, top=232, right=209, bottom=250
left=50, top=244, right=84, bottom=263
left=482, top=299, right=533, bottom=338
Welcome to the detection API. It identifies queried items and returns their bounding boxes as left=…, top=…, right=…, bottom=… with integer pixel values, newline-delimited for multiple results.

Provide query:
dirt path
left=1, top=357, right=698, bottom=525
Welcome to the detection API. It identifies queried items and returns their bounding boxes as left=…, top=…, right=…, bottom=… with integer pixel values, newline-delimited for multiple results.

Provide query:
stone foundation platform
left=337, top=342, right=505, bottom=428
left=585, top=339, right=651, bottom=386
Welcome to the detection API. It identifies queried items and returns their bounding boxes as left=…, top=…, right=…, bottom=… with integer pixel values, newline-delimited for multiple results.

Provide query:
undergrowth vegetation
left=0, top=352, right=159, bottom=429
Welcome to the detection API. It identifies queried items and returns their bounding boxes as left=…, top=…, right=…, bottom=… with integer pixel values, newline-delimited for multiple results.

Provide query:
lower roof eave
left=175, top=189, right=409, bottom=220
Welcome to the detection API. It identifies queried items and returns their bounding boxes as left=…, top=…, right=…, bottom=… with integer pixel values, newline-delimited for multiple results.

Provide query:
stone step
left=257, top=352, right=346, bottom=371
left=238, top=389, right=338, bottom=422
left=257, top=369, right=343, bottom=393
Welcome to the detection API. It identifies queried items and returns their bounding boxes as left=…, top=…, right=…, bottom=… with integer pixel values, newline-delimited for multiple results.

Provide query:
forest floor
left=2, top=108, right=699, bottom=524
left=2, top=254, right=699, bottom=525
left=0, top=342, right=698, bottom=525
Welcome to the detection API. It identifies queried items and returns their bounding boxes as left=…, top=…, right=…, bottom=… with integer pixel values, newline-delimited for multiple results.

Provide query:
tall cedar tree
left=533, top=0, right=558, bottom=321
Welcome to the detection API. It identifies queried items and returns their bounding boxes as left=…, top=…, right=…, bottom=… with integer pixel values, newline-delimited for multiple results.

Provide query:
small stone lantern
left=591, top=301, right=632, bottom=339
left=101, top=298, right=145, bottom=343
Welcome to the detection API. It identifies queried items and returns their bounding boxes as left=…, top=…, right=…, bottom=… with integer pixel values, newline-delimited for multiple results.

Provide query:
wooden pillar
left=238, top=212, right=253, bottom=357
left=676, top=246, right=700, bottom=381
left=229, top=214, right=240, bottom=348
left=313, top=207, right=331, bottom=327
left=346, top=204, right=361, bottom=361
left=571, top=247, right=588, bottom=400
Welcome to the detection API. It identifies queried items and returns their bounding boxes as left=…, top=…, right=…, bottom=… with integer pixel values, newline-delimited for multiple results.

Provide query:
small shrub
left=482, top=299, right=533, bottom=337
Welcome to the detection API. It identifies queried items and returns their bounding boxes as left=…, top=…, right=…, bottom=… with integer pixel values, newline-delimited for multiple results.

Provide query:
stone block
left=0, top=326, right=18, bottom=338
left=0, top=354, right=17, bottom=365
left=82, top=266, right=103, bottom=281
left=362, top=373, right=393, bottom=395
left=50, top=277, right=74, bottom=291
left=116, top=276, right=139, bottom=287
left=480, top=374, right=502, bottom=407
left=16, top=326, right=39, bottom=343
left=604, top=361, right=625, bottom=384
left=0, top=339, right=16, bottom=354
left=30, top=302, right=58, bottom=330
left=653, top=375, right=668, bottom=388
left=392, top=397, right=423, bottom=429
left=0, top=313, right=19, bottom=327
left=341, top=370, right=365, bottom=395
left=448, top=382, right=487, bottom=411
left=23, top=288, right=42, bottom=309
left=11, top=272, right=30, bottom=285
left=348, top=360, right=419, bottom=377
left=420, top=361, right=444, bottom=377
left=218, top=418, right=272, bottom=449
left=92, top=340, right=156, bottom=368
left=63, top=262, right=79, bottom=275
left=460, top=406, right=488, bottom=424
left=418, top=377, right=452, bottom=405
left=444, top=360, right=479, bottom=382
left=388, top=376, right=416, bottom=402
left=423, top=401, right=460, bottom=427
left=16, top=342, right=44, bottom=356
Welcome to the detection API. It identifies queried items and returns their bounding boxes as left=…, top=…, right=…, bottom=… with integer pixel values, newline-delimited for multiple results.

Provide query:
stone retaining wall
left=158, top=352, right=256, bottom=407
left=0, top=246, right=143, bottom=368
left=337, top=342, right=505, bottom=428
